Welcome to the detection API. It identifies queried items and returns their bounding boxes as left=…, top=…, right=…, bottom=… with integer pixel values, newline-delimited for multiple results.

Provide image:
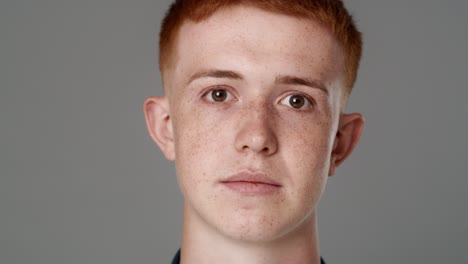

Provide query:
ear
left=143, top=96, right=175, bottom=161
left=328, top=113, right=364, bottom=176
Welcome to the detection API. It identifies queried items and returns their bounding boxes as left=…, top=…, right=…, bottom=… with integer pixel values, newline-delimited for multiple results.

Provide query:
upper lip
left=220, top=171, right=282, bottom=187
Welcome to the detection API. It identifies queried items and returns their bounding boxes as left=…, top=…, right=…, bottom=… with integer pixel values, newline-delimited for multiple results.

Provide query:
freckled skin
left=165, top=6, right=345, bottom=246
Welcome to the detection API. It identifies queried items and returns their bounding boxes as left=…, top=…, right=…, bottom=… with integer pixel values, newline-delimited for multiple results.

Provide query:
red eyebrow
left=186, top=69, right=328, bottom=95
left=275, top=75, right=328, bottom=95
left=187, top=69, right=243, bottom=85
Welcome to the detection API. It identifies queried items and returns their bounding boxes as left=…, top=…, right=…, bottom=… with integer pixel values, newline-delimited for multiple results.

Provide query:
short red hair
left=159, top=0, right=362, bottom=93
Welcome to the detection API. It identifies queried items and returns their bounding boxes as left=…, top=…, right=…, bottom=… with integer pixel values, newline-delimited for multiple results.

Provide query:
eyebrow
left=275, top=75, right=328, bottom=95
left=186, top=69, right=328, bottom=95
left=187, top=69, right=243, bottom=85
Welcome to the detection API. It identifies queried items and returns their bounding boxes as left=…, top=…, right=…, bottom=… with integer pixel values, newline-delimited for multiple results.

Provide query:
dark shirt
left=171, top=249, right=326, bottom=264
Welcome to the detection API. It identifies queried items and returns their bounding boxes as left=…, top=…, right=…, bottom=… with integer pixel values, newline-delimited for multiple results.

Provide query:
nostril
left=242, top=145, right=270, bottom=152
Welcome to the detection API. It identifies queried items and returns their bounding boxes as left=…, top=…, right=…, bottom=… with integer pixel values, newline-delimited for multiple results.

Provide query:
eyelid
left=201, top=86, right=238, bottom=103
left=278, top=93, right=315, bottom=110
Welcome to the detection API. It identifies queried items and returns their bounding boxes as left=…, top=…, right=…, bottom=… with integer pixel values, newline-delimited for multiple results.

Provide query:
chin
left=214, top=210, right=312, bottom=244
left=221, top=225, right=284, bottom=243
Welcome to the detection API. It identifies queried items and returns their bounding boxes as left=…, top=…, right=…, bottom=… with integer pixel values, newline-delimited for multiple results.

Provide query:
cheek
left=279, top=112, right=334, bottom=157
left=279, top=118, right=333, bottom=189
left=175, top=106, right=226, bottom=148
left=172, top=105, right=229, bottom=181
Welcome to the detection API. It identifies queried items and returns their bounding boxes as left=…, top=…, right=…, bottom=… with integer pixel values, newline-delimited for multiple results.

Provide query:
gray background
left=1, top=0, right=467, bottom=263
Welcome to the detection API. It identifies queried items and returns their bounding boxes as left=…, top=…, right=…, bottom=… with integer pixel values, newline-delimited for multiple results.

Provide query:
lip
left=220, top=172, right=282, bottom=195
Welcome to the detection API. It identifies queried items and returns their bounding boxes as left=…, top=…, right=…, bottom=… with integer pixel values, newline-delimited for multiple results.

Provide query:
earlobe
left=143, top=96, right=176, bottom=161
left=328, top=113, right=364, bottom=176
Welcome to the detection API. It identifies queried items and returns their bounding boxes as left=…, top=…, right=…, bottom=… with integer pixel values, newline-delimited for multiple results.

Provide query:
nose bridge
left=237, top=97, right=274, bottom=131
left=246, top=99, right=270, bottom=121
left=235, top=98, right=278, bottom=155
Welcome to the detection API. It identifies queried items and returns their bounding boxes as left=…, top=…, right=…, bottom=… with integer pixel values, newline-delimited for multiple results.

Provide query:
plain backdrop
left=1, top=1, right=467, bottom=263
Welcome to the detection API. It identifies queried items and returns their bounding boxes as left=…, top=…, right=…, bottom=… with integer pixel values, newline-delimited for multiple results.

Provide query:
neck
left=180, top=204, right=321, bottom=264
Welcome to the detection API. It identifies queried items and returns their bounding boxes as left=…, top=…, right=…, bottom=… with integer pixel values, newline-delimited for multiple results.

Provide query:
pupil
left=290, top=95, right=305, bottom=108
left=212, top=90, right=227, bottom=102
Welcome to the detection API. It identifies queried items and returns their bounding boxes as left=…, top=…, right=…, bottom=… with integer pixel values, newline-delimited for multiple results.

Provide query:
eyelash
left=278, top=92, right=315, bottom=111
left=200, top=87, right=315, bottom=111
left=201, top=87, right=237, bottom=104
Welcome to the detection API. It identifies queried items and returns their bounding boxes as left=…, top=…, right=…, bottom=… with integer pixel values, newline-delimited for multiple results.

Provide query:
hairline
left=160, top=3, right=359, bottom=99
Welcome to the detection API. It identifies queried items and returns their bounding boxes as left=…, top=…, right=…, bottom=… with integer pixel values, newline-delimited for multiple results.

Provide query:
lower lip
left=221, top=181, right=281, bottom=195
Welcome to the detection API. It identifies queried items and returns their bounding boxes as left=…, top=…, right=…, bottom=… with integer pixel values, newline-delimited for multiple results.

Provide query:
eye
left=204, top=89, right=234, bottom=103
left=280, top=94, right=313, bottom=109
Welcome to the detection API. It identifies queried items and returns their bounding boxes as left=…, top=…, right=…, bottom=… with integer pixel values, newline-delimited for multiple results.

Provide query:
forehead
left=169, top=5, right=344, bottom=90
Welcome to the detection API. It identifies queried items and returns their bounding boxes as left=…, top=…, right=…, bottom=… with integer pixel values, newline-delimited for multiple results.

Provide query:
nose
left=234, top=102, right=278, bottom=156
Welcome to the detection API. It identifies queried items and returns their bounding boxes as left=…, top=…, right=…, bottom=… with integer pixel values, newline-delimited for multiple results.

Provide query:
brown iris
left=211, top=90, right=228, bottom=102
left=289, top=95, right=305, bottom=109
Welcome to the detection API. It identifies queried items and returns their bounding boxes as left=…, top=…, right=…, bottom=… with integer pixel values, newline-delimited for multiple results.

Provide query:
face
left=147, top=6, right=362, bottom=243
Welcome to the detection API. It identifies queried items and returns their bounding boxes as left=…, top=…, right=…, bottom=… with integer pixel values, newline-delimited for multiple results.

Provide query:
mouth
left=220, top=172, right=282, bottom=195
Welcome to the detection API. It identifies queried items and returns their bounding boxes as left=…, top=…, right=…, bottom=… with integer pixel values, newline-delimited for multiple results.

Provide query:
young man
left=144, top=1, right=364, bottom=263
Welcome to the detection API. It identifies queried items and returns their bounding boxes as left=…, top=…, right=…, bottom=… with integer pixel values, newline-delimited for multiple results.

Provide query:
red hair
left=159, top=0, right=362, bottom=93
